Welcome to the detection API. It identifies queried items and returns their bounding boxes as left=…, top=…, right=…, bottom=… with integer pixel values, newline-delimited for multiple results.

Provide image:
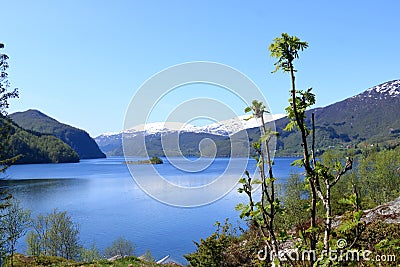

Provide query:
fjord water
left=2, top=157, right=299, bottom=263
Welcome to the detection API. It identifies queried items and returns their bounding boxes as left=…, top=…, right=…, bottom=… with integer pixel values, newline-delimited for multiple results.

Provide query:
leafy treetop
left=269, top=33, right=308, bottom=73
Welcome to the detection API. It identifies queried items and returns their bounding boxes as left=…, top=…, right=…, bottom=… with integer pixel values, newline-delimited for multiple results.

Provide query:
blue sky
left=2, top=1, right=399, bottom=137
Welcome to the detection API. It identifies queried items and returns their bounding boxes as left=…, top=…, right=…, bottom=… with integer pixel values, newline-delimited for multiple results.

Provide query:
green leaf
left=243, top=115, right=254, bottom=121
left=266, top=177, right=276, bottom=184
left=238, top=177, right=246, bottom=184
left=252, top=179, right=262, bottom=184
left=298, top=230, right=304, bottom=240
left=291, top=158, right=304, bottom=167
left=338, top=198, right=353, bottom=206
left=338, top=221, right=357, bottom=232
left=354, top=210, right=363, bottom=221
left=252, top=142, right=261, bottom=151
left=260, top=134, right=270, bottom=143
left=284, top=120, right=296, bottom=132
left=305, top=226, right=319, bottom=233
left=235, top=203, right=245, bottom=211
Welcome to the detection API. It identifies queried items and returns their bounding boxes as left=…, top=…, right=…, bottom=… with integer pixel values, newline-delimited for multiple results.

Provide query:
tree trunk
left=310, top=181, right=318, bottom=251
left=324, top=185, right=331, bottom=252
left=289, top=61, right=317, bottom=265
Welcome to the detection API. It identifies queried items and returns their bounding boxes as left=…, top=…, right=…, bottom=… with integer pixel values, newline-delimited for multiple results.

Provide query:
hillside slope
left=1, top=117, right=79, bottom=164
left=262, top=79, right=400, bottom=155
left=10, top=110, right=105, bottom=159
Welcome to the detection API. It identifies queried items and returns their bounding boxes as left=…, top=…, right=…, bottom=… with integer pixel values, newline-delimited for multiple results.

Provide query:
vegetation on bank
left=185, top=201, right=400, bottom=267
left=1, top=207, right=176, bottom=267
left=1, top=118, right=80, bottom=164
left=8, top=254, right=176, bottom=267
left=123, top=156, right=164, bottom=165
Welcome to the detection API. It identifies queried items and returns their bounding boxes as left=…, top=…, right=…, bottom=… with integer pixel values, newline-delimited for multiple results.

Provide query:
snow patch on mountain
left=198, top=114, right=286, bottom=136
left=354, top=79, right=400, bottom=99
left=97, top=113, right=286, bottom=139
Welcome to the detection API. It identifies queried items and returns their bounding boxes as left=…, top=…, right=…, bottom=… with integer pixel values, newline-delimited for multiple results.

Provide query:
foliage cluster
left=123, top=156, right=164, bottom=165
left=149, top=156, right=163, bottom=164
left=2, top=119, right=80, bottom=164
left=185, top=219, right=268, bottom=267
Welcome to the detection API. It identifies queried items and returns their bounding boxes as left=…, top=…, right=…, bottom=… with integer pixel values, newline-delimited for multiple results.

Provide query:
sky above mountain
left=2, top=1, right=400, bottom=137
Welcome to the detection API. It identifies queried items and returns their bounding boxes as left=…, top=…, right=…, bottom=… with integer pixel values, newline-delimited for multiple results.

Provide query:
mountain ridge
left=10, top=109, right=106, bottom=159
left=268, top=79, right=400, bottom=155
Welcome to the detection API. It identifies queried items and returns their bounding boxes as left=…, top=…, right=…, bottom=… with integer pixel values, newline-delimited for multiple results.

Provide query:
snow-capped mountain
left=95, top=113, right=285, bottom=155
left=98, top=114, right=285, bottom=138
left=198, top=114, right=286, bottom=136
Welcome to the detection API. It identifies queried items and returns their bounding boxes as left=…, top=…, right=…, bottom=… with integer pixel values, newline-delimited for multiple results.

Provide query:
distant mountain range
left=95, top=114, right=284, bottom=157
left=7, top=109, right=105, bottom=163
left=101, top=114, right=285, bottom=137
left=96, top=80, right=400, bottom=157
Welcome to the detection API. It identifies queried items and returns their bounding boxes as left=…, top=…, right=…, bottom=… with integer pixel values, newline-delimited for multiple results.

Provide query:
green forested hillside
left=1, top=118, right=79, bottom=164
left=10, top=110, right=105, bottom=159
left=245, top=80, right=400, bottom=156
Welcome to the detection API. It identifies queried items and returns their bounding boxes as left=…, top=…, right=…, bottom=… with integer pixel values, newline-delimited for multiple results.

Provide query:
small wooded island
left=122, top=156, right=163, bottom=165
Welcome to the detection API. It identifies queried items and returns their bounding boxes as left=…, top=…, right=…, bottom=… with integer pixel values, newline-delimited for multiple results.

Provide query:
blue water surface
left=1, top=157, right=300, bottom=264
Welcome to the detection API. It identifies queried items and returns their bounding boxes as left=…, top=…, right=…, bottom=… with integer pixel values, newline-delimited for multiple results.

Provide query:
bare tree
left=104, top=237, right=135, bottom=258
left=27, top=209, right=80, bottom=260
left=1, top=199, right=31, bottom=267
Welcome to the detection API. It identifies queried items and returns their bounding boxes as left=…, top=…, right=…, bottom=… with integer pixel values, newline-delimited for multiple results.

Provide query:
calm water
left=1, top=157, right=299, bottom=264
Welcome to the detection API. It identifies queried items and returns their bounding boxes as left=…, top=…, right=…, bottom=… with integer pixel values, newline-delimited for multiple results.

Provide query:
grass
left=6, top=254, right=181, bottom=267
